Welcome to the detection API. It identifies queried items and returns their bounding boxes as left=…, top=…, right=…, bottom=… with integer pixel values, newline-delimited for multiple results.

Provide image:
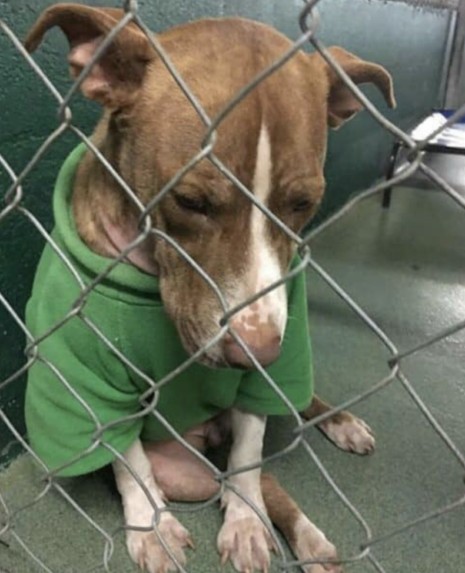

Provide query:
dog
left=24, top=4, right=395, bottom=573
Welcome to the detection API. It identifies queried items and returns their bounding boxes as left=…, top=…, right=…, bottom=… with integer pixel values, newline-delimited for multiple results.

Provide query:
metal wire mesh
left=0, top=1, right=464, bottom=572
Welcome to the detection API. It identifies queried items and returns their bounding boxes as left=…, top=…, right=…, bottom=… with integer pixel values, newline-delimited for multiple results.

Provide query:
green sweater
left=25, top=144, right=313, bottom=477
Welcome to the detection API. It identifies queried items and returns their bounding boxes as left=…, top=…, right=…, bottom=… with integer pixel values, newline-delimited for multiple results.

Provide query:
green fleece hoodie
left=25, top=144, right=313, bottom=477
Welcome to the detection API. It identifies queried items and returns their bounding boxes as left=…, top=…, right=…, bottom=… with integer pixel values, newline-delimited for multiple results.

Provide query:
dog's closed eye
left=291, top=197, right=314, bottom=213
left=173, top=191, right=212, bottom=216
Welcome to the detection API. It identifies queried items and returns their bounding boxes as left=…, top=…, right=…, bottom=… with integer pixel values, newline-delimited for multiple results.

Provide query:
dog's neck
left=99, top=212, right=159, bottom=276
left=71, top=139, right=159, bottom=277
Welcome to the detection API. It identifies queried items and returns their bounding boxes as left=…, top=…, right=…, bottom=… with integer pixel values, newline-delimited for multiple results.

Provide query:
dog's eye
left=292, top=198, right=313, bottom=213
left=173, top=192, right=210, bottom=215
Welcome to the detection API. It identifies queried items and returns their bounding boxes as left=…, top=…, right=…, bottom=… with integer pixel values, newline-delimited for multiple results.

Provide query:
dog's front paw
left=127, top=513, right=194, bottom=573
left=318, top=411, right=375, bottom=455
left=292, top=515, right=342, bottom=573
left=217, top=512, right=274, bottom=572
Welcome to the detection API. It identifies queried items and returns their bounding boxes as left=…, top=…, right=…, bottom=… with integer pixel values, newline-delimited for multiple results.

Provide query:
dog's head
left=26, top=4, right=395, bottom=368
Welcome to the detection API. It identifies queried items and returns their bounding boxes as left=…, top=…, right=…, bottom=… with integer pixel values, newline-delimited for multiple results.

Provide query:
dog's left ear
left=24, top=3, right=155, bottom=108
left=313, top=46, right=396, bottom=129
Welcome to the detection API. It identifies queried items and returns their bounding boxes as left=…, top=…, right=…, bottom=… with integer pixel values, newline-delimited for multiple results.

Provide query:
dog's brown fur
left=26, top=4, right=394, bottom=364
left=25, top=5, right=393, bottom=572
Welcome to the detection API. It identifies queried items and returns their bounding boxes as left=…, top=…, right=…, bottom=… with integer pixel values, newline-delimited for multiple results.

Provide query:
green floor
left=1, top=186, right=464, bottom=573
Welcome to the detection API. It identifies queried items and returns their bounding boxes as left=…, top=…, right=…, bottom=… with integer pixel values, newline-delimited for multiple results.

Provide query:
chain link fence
left=0, top=0, right=464, bottom=572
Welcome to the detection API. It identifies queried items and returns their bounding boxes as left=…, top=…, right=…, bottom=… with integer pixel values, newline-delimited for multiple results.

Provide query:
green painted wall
left=0, top=0, right=453, bottom=466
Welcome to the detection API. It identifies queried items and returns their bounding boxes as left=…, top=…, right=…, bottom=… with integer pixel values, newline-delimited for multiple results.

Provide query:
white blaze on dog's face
left=250, top=123, right=287, bottom=337
left=224, top=123, right=288, bottom=368
left=25, top=8, right=396, bottom=368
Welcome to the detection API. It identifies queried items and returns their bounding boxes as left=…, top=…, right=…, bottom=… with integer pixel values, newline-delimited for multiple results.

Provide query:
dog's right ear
left=311, top=47, right=396, bottom=129
left=24, top=3, right=154, bottom=108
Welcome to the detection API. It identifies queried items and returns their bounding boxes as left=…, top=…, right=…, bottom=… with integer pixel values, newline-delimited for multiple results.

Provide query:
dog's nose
left=223, top=327, right=281, bottom=368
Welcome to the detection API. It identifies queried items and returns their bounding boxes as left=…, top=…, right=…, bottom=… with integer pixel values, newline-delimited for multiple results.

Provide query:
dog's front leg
left=217, top=408, right=275, bottom=572
left=113, top=439, right=193, bottom=573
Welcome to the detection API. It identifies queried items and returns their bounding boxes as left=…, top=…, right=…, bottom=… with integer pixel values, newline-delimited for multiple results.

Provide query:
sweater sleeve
left=25, top=244, right=143, bottom=478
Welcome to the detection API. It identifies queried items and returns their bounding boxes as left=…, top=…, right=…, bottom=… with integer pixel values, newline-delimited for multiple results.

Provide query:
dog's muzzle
left=222, top=320, right=281, bottom=369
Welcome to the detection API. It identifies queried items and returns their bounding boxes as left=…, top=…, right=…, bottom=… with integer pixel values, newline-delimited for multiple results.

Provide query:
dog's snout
left=223, top=325, right=281, bottom=368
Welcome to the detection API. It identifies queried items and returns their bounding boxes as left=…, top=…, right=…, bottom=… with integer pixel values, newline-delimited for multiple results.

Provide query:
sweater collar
left=54, top=143, right=160, bottom=299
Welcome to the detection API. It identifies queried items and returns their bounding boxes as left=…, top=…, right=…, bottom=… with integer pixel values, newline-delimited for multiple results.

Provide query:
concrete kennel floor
left=1, top=186, right=464, bottom=573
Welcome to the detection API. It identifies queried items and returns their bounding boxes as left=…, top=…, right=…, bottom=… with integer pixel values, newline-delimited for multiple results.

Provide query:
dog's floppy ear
left=314, top=46, right=396, bottom=129
left=24, top=3, right=154, bottom=108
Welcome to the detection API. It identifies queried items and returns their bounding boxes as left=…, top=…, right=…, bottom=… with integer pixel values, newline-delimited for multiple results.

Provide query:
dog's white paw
left=318, top=412, right=375, bottom=455
left=217, top=512, right=274, bottom=572
left=293, top=515, right=342, bottom=573
left=127, top=514, right=194, bottom=573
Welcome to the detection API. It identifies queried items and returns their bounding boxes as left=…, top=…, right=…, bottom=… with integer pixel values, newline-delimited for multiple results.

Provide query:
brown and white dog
left=25, top=4, right=395, bottom=573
